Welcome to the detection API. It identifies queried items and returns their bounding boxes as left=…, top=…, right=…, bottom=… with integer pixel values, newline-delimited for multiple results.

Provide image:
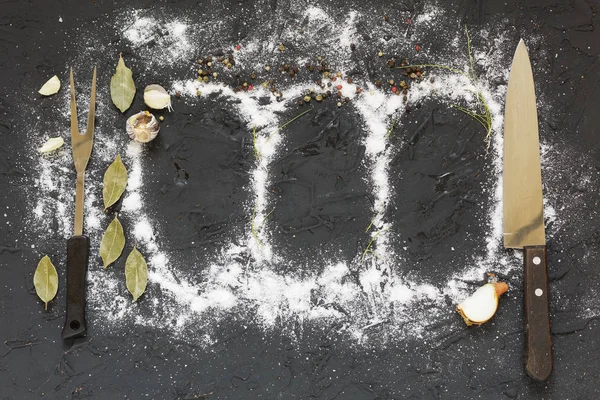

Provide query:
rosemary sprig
left=251, top=202, right=275, bottom=248
left=361, top=228, right=390, bottom=262
left=266, top=108, right=311, bottom=142
left=399, top=26, right=494, bottom=149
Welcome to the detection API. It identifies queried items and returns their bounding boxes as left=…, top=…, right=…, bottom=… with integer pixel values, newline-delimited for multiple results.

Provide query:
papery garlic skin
left=126, top=111, right=160, bottom=143
left=456, top=282, right=508, bottom=326
left=143, top=84, right=172, bottom=111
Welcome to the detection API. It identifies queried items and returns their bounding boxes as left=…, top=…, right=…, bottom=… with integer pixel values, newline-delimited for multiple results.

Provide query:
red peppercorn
left=391, top=86, right=397, bottom=93
left=235, top=44, right=241, bottom=51
left=336, top=84, right=343, bottom=90
left=407, top=18, right=411, bottom=24
left=248, top=84, right=254, bottom=90
left=415, top=45, right=420, bottom=51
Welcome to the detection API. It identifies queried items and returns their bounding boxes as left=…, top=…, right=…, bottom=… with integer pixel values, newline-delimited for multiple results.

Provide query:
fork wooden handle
left=62, top=235, right=89, bottom=339
left=523, top=245, right=553, bottom=381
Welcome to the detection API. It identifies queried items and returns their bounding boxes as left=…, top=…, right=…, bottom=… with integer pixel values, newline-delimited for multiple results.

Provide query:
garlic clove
left=456, top=282, right=508, bottom=326
left=143, top=84, right=172, bottom=111
left=38, top=137, right=65, bottom=153
left=126, top=111, right=160, bottom=143
left=39, top=75, right=61, bottom=96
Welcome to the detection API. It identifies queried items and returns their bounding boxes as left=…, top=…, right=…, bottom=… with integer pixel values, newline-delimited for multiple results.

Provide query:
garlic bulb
left=456, top=282, right=508, bottom=326
left=39, top=75, right=61, bottom=96
left=143, top=84, right=172, bottom=111
left=126, top=111, right=160, bottom=143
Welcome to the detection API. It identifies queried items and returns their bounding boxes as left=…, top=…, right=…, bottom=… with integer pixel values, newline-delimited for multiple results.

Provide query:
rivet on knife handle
left=523, top=245, right=553, bottom=380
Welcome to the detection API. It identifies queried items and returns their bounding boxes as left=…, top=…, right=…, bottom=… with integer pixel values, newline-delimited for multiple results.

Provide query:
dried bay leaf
left=33, top=255, right=58, bottom=310
left=103, top=154, right=128, bottom=211
left=110, top=53, right=136, bottom=113
left=125, top=246, right=148, bottom=302
left=100, top=214, right=125, bottom=269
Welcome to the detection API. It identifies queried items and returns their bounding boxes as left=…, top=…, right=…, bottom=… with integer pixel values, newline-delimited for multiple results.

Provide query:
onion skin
left=456, top=282, right=509, bottom=326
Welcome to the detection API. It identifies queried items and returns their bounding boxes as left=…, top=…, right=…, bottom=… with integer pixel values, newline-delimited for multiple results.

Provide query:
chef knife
left=503, top=40, right=552, bottom=381
left=62, top=67, right=96, bottom=339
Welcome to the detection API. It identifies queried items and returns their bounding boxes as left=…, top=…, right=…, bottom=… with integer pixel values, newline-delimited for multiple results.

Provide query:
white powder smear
left=19, top=4, right=588, bottom=346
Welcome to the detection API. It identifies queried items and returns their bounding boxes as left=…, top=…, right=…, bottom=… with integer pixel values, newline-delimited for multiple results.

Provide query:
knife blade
left=62, top=67, right=96, bottom=339
left=503, top=39, right=552, bottom=381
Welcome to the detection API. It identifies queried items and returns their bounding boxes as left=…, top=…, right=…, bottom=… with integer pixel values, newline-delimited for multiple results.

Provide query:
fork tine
left=85, top=67, right=96, bottom=138
left=69, top=67, right=79, bottom=138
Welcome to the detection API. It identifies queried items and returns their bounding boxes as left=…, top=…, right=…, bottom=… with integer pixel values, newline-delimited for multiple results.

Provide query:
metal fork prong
left=69, top=67, right=79, bottom=139
left=85, top=67, right=96, bottom=139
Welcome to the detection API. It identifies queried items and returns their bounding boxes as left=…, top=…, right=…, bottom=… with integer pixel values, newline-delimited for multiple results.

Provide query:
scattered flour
left=21, top=4, right=576, bottom=345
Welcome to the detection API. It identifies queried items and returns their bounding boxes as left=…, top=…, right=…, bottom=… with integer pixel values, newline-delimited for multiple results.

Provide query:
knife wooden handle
left=523, top=245, right=553, bottom=381
left=62, top=235, right=89, bottom=339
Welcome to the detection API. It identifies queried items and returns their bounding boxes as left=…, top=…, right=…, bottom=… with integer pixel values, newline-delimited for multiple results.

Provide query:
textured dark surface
left=2, top=0, right=600, bottom=399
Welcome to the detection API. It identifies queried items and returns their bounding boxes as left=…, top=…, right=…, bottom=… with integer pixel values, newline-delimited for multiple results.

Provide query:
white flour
left=20, top=4, right=581, bottom=345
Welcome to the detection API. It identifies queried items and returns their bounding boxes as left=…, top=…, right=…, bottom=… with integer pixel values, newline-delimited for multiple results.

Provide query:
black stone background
left=2, top=0, right=600, bottom=399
